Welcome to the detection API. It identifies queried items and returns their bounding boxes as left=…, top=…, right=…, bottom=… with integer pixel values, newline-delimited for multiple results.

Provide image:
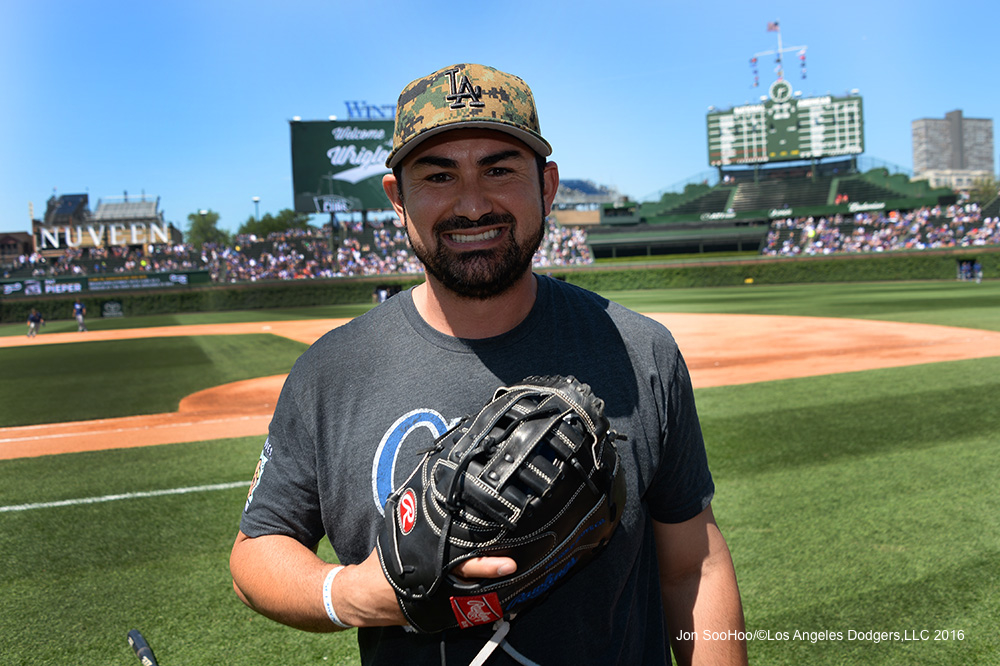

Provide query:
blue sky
left=2, top=0, right=996, bottom=235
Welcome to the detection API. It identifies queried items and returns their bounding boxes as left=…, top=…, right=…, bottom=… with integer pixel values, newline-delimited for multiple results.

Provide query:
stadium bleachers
left=982, top=195, right=1000, bottom=219
left=663, top=188, right=735, bottom=215
left=730, top=177, right=834, bottom=211
left=5, top=215, right=597, bottom=282
left=834, top=177, right=907, bottom=203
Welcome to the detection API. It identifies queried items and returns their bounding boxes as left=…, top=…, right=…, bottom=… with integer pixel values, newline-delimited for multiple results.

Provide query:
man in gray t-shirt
left=231, top=63, right=747, bottom=666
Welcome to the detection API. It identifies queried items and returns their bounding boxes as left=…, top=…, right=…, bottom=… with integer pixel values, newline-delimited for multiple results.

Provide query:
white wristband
left=322, top=565, right=350, bottom=629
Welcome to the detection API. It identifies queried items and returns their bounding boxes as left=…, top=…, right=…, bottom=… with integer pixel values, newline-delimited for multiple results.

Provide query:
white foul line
left=0, top=480, right=247, bottom=513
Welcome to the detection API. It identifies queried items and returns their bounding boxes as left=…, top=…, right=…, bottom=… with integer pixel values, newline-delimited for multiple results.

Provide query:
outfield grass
left=0, top=302, right=378, bottom=337
left=0, top=335, right=308, bottom=427
left=0, top=438, right=354, bottom=665
left=604, top=280, right=1000, bottom=332
left=699, top=359, right=1000, bottom=664
left=1, top=281, right=998, bottom=665
left=4, top=280, right=998, bottom=337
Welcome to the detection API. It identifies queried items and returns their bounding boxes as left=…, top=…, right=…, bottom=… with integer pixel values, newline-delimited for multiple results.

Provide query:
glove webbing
left=446, top=403, right=561, bottom=516
left=425, top=403, right=564, bottom=599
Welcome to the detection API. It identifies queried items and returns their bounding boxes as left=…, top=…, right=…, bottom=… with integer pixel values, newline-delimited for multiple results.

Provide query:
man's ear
left=541, top=161, right=559, bottom=217
left=382, top=173, right=406, bottom=219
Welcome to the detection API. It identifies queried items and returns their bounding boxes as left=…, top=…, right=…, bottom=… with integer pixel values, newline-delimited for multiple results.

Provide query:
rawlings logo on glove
left=398, top=489, right=417, bottom=535
left=376, top=375, right=627, bottom=633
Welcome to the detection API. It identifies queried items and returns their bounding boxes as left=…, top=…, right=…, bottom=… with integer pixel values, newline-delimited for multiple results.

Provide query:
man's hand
left=333, top=549, right=516, bottom=628
left=230, top=531, right=516, bottom=632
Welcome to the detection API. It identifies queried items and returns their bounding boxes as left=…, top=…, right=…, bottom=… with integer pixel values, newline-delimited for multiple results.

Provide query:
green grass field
left=1, top=280, right=998, bottom=665
left=0, top=302, right=376, bottom=338
left=0, top=335, right=308, bottom=426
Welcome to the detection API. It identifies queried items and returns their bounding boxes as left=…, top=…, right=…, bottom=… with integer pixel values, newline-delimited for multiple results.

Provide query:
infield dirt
left=3, top=314, right=1000, bottom=460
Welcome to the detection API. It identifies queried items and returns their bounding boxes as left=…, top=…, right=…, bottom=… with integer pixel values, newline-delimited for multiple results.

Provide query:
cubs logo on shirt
left=371, top=408, right=456, bottom=514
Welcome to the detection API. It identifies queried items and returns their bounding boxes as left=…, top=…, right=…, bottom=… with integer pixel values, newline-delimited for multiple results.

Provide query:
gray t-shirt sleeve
left=642, top=346, right=715, bottom=524
left=239, top=373, right=326, bottom=548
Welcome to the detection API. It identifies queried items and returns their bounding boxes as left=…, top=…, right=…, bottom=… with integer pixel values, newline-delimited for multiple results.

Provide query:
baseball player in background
left=73, top=298, right=87, bottom=332
left=230, top=63, right=747, bottom=665
left=27, top=308, right=44, bottom=337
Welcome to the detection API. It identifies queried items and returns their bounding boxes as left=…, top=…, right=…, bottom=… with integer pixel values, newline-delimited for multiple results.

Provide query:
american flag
left=767, top=21, right=779, bottom=32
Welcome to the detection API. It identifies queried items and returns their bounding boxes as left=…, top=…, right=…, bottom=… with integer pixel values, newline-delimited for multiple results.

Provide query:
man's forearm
left=660, top=549, right=747, bottom=665
left=230, top=531, right=346, bottom=632
left=655, top=510, right=748, bottom=666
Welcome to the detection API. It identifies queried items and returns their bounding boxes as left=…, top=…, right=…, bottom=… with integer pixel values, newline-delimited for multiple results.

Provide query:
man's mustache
left=435, top=212, right=516, bottom=234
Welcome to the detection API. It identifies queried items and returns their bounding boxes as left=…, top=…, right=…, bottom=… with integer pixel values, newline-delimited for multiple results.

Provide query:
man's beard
left=406, top=211, right=544, bottom=300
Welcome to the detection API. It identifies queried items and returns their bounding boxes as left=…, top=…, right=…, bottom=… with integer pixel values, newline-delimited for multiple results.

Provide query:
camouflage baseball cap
left=385, top=63, right=552, bottom=168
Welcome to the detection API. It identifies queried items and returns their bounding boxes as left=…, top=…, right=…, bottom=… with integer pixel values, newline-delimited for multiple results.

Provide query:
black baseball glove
left=376, top=375, right=627, bottom=633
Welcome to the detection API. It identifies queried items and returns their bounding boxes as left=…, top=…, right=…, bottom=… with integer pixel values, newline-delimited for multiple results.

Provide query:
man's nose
left=452, top=179, right=493, bottom=222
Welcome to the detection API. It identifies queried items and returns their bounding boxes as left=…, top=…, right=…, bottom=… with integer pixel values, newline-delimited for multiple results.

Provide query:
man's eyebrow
left=411, top=155, right=458, bottom=170
left=478, top=149, right=525, bottom=167
left=411, top=149, right=526, bottom=171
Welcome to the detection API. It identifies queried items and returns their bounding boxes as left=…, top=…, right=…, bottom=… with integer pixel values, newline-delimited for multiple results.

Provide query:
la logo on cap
left=445, top=68, right=485, bottom=109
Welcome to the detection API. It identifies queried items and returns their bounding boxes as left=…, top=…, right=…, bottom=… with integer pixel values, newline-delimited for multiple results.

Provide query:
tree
left=185, top=209, right=231, bottom=248
left=682, top=182, right=711, bottom=198
left=968, top=176, right=999, bottom=206
left=237, top=208, right=314, bottom=238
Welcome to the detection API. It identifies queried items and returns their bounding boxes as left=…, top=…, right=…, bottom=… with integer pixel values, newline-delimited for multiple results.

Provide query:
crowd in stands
left=9, top=202, right=995, bottom=281
left=10, top=244, right=205, bottom=278
left=536, top=219, right=593, bottom=266
left=337, top=228, right=425, bottom=276
left=5, top=216, right=595, bottom=282
left=761, top=204, right=999, bottom=256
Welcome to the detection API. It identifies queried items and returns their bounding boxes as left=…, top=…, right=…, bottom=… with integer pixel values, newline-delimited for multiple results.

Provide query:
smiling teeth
left=450, top=228, right=501, bottom=243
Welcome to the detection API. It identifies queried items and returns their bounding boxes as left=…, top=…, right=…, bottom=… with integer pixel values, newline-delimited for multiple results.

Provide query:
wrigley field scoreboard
left=707, top=79, right=864, bottom=166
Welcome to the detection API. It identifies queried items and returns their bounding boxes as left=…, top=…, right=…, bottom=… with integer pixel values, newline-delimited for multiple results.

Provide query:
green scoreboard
left=707, top=79, right=864, bottom=166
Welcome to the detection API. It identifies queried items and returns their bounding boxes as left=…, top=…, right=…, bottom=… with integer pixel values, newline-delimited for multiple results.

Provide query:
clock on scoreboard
left=707, top=80, right=864, bottom=166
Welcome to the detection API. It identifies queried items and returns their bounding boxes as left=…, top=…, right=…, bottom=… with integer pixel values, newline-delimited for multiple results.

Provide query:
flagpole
left=776, top=21, right=783, bottom=79
left=755, top=21, right=805, bottom=87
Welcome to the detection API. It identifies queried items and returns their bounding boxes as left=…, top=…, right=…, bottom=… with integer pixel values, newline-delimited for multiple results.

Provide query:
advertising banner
left=86, top=272, right=210, bottom=291
left=1, top=271, right=211, bottom=297
left=290, top=120, right=394, bottom=214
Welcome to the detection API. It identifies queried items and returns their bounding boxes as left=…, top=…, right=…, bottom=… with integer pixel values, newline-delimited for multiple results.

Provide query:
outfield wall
left=0, top=273, right=421, bottom=323
left=1, top=250, right=996, bottom=323
left=1, top=271, right=212, bottom=298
